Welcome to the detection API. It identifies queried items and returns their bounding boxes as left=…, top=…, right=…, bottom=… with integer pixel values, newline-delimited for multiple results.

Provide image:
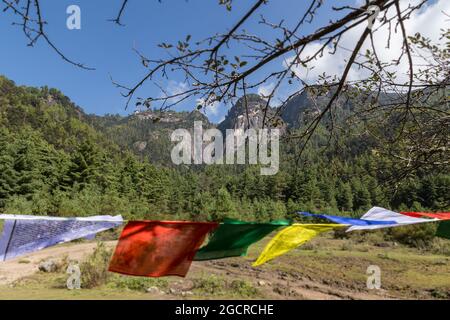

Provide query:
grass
left=192, top=274, right=260, bottom=298
left=229, top=279, right=259, bottom=297
left=18, top=259, right=31, bottom=264
left=193, top=275, right=226, bottom=295
left=107, top=275, right=169, bottom=292
left=0, top=271, right=170, bottom=300
left=0, top=270, right=260, bottom=300
left=249, top=235, right=450, bottom=299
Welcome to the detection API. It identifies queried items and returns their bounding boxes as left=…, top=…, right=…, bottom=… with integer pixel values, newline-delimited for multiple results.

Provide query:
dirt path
left=0, top=241, right=391, bottom=300
left=0, top=241, right=117, bottom=286
left=189, top=260, right=391, bottom=300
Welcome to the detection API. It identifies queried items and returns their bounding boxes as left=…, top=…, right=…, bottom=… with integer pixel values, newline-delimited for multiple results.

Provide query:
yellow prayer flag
left=253, top=224, right=343, bottom=266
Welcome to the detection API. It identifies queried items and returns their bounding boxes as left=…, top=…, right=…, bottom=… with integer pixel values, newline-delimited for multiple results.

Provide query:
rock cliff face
left=280, top=86, right=401, bottom=128
left=217, top=94, right=286, bottom=134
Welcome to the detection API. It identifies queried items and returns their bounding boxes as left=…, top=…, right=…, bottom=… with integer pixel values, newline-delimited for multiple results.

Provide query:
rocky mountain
left=216, top=89, right=359, bottom=133
left=280, top=86, right=406, bottom=128
left=280, top=86, right=356, bottom=128
left=90, top=94, right=291, bottom=164
left=89, top=90, right=356, bottom=163
left=217, top=94, right=286, bottom=133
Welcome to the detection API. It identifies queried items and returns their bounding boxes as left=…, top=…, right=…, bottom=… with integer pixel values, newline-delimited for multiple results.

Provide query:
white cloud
left=257, top=82, right=275, bottom=98
left=257, top=81, right=292, bottom=106
left=196, top=97, right=220, bottom=116
left=217, top=115, right=226, bottom=123
left=288, top=0, right=450, bottom=85
left=286, top=43, right=348, bottom=83
left=160, top=80, right=194, bottom=110
left=163, top=81, right=224, bottom=122
left=166, top=80, right=189, bottom=98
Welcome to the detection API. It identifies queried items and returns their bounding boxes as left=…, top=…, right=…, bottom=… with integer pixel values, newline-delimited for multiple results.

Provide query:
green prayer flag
left=194, top=218, right=290, bottom=261
left=436, top=220, right=450, bottom=240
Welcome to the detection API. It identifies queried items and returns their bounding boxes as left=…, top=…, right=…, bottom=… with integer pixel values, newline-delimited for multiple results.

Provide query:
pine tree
left=0, top=141, right=17, bottom=207
left=351, top=178, right=371, bottom=211
left=336, top=181, right=353, bottom=212
left=13, top=139, right=43, bottom=198
left=212, top=187, right=237, bottom=220
left=64, top=140, right=101, bottom=190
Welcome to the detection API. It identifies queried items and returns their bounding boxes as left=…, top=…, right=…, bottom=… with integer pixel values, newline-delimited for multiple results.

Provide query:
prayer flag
left=253, top=224, right=342, bottom=267
left=194, top=219, right=290, bottom=261
left=108, top=221, right=218, bottom=277
left=400, top=212, right=450, bottom=220
left=0, top=215, right=123, bottom=261
left=346, top=207, right=439, bottom=232
left=297, top=211, right=396, bottom=226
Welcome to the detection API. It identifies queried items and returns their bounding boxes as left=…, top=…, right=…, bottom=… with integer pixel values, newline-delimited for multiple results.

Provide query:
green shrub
left=18, top=259, right=31, bottom=264
left=333, top=228, right=350, bottom=239
left=194, top=275, right=226, bottom=295
left=430, top=288, right=449, bottom=299
left=109, top=275, right=168, bottom=292
left=194, top=275, right=259, bottom=298
left=429, top=238, right=450, bottom=256
left=3, top=196, right=33, bottom=215
left=31, top=192, right=56, bottom=215
left=340, top=242, right=353, bottom=251
left=302, top=242, right=317, bottom=250
left=387, top=223, right=437, bottom=248
left=80, top=242, right=112, bottom=289
left=229, top=280, right=259, bottom=297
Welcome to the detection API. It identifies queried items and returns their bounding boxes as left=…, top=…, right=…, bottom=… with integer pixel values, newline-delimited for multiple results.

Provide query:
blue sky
left=0, top=0, right=445, bottom=123
left=0, top=0, right=337, bottom=122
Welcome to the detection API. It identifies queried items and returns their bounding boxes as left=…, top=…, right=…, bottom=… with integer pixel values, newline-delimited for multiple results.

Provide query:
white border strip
left=0, top=214, right=123, bottom=222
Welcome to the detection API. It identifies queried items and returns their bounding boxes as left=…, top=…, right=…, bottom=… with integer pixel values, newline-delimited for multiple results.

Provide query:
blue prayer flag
left=0, top=215, right=123, bottom=261
left=297, top=211, right=397, bottom=226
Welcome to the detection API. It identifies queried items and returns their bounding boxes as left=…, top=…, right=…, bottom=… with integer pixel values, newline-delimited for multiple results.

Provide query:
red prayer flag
left=400, top=212, right=450, bottom=220
left=108, top=221, right=218, bottom=277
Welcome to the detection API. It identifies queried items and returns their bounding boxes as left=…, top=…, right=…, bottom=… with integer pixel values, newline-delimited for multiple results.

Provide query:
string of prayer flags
left=297, top=211, right=396, bottom=226
left=0, top=215, right=123, bottom=261
left=194, top=219, right=290, bottom=261
left=108, top=221, right=218, bottom=277
left=253, top=224, right=342, bottom=267
left=346, top=207, right=439, bottom=232
left=1, top=208, right=448, bottom=276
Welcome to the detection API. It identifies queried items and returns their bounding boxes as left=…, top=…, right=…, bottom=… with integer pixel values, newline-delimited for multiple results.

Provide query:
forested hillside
left=87, top=108, right=212, bottom=164
left=0, top=76, right=448, bottom=230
